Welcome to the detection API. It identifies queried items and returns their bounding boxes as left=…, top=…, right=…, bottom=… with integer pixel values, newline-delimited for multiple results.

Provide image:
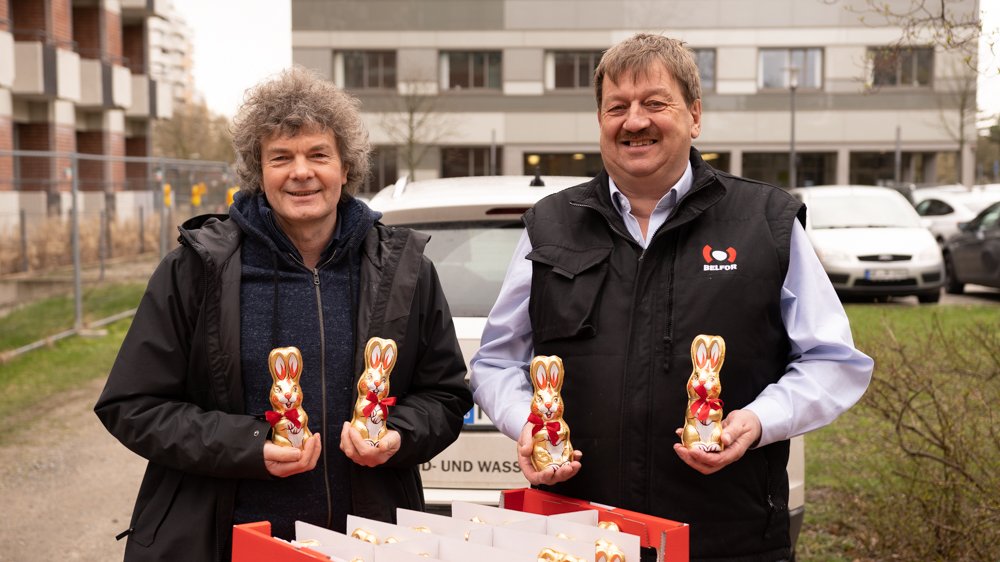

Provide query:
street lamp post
left=787, top=66, right=799, bottom=189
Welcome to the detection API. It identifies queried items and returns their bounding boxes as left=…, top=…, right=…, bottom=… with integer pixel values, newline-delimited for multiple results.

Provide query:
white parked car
left=912, top=187, right=1000, bottom=244
left=368, top=174, right=806, bottom=550
left=791, top=185, right=945, bottom=303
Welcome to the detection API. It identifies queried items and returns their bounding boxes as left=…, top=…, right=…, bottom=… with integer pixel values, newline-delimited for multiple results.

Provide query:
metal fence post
left=99, top=209, right=107, bottom=282
left=158, top=159, right=167, bottom=260
left=20, top=209, right=29, bottom=272
left=70, top=154, right=83, bottom=331
left=139, top=205, right=145, bottom=254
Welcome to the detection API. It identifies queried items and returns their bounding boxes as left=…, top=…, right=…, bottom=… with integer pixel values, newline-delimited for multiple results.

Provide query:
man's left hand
left=672, top=409, right=762, bottom=475
left=340, top=421, right=401, bottom=467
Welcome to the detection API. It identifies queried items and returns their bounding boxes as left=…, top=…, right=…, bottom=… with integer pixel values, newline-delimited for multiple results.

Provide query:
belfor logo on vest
left=702, top=245, right=738, bottom=271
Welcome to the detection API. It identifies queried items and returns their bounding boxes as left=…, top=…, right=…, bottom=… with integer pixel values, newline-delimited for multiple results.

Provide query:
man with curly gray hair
left=96, top=66, right=472, bottom=561
left=232, top=66, right=371, bottom=200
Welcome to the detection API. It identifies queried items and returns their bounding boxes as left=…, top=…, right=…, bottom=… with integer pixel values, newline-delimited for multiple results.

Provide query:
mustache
left=618, top=130, right=656, bottom=141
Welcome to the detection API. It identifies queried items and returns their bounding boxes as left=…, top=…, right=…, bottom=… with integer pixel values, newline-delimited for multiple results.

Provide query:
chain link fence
left=0, top=149, right=235, bottom=357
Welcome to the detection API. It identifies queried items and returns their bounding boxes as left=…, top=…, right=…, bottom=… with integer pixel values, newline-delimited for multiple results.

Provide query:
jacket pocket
left=527, top=244, right=611, bottom=343
left=128, top=468, right=183, bottom=547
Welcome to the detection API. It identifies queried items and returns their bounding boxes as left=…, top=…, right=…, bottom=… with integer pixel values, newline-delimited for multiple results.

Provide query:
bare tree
left=935, top=60, right=979, bottom=183
left=153, top=101, right=234, bottom=163
left=828, top=0, right=993, bottom=68
left=379, top=78, right=452, bottom=181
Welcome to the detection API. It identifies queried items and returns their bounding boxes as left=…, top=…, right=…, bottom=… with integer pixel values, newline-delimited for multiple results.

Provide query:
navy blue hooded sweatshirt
left=228, top=192, right=380, bottom=538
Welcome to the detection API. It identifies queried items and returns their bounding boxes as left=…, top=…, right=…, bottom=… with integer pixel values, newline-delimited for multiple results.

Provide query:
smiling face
left=598, top=62, right=701, bottom=194
left=260, top=128, right=349, bottom=241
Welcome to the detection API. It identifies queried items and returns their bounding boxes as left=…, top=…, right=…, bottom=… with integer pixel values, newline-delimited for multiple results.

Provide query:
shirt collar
left=608, top=161, right=695, bottom=216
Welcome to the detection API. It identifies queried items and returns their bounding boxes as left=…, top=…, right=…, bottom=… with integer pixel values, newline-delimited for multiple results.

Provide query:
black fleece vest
left=524, top=153, right=804, bottom=561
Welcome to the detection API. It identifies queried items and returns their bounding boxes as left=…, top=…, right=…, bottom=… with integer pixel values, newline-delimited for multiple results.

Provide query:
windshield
left=404, top=221, right=523, bottom=317
left=808, top=191, right=922, bottom=229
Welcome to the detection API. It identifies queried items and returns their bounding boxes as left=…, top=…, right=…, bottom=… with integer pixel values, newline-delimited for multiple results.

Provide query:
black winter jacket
left=94, top=207, right=471, bottom=561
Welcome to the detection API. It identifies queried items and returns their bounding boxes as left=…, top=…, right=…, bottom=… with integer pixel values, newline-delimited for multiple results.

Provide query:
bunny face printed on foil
left=350, top=337, right=398, bottom=446
left=266, top=346, right=313, bottom=449
left=682, top=334, right=726, bottom=452
left=528, top=355, right=574, bottom=472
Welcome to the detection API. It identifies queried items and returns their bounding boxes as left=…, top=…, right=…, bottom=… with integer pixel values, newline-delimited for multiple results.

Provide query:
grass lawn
left=798, top=303, right=1000, bottom=560
left=0, top=282, right=143, bottom=445
left=0, top=282, right=145, bottom=351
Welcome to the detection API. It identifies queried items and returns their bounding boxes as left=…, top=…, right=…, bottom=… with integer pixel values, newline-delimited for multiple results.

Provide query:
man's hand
left=340, top=422, right=401, bottom=467
left=265, top=433, right=322, bottom=477
left=673, top=409, right=762, bottom=475
left=517, top=422, right=583, bottom=486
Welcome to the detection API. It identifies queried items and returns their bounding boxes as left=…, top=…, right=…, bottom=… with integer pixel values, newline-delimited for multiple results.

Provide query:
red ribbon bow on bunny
left=265, top=408, right=302, bottom=428
left=690, top=381, right=724, bottom=423
left=362, top=391, right=397, bottom=417
left=527, top=413, right=561, bottom=446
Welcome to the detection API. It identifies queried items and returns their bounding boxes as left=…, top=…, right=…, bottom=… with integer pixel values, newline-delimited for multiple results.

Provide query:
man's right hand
left=517, top=423, right=583, bottom=486
left=264, top=433, right=322, bottom=477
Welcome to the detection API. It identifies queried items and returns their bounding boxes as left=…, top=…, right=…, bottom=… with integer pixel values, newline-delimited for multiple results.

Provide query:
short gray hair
left=594, top=33, right=702, bottom=110
left=232, top=66, right=371, bottom=199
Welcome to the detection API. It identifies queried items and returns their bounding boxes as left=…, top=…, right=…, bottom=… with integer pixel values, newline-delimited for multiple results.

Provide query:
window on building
left=693, top=48, right=716, bottom=93
left=743, top=152, right=836, bottom=188
left=850, top=151, right=953, bottom=185
left=868, top=47, right=933, bottom=88
left=442, top=51, right=502, bottom=91
left=360, top=146, right=398, bottom=196
left=758, top=48, right=822, bottom=90
left=551, top=51, right=602, bottom=90
left=523, top=152, right=602, bottom=177
left=699, top=151, right=730, bottom=172
left=343, top=51, right=397, bottom=90
left=441, top=147, right=502, bottom=177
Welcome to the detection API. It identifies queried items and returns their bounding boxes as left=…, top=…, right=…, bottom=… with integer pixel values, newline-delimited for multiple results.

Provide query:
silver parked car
left=368, top=174, right=806, bottom=550
left=912, top=187, right=1000, bottom=245
left=791, top=185, right=945, bottom=303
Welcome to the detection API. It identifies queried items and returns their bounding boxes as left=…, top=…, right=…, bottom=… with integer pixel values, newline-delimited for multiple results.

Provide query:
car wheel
left=917, top=290, right=940, bottom=304
left=943, top=252, right=964, bottom=294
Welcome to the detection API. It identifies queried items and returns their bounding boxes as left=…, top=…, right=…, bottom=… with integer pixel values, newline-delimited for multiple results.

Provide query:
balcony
left=0, top=30, right=13, bottom=89
left=121, top=0, right=169, bottom=19
left=79, top=58, right=133, bottom=109
left=12, top=40, right=80, bottom=102
left=127, top=74, right=172, bottom=119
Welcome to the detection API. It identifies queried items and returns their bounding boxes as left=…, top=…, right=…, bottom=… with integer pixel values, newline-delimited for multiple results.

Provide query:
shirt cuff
left=743, top=395, right=792, bottom=448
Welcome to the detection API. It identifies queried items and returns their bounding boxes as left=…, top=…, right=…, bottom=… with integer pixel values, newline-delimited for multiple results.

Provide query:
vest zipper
left=569, top=199, right=652, bottom=510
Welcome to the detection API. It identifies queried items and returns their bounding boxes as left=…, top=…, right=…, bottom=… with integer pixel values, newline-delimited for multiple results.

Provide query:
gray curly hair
left=594, top=33, right=702, bottom=110
left=232, top=66, right=371, bottom=199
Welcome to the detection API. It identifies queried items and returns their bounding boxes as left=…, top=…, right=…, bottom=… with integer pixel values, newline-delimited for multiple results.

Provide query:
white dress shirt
left=470, top=163, right=874, bottom=447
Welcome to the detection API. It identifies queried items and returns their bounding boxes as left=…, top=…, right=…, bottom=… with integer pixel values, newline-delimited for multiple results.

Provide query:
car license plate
left=865, top=268, right=908, bottom=281
left=463, top=403, right=496, bottom=427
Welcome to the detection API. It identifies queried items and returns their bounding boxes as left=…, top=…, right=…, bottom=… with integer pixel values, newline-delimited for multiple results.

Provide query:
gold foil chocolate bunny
left=682, top=335, right=726, bottom=451
left=528, top=355, right=574, bottom=471
left=350, top=337, right=398, bottom=446
left=595, top=538, right=626, bottom=562
left=266, top=347, right=313, bottom=449
left=537, top=548, right=587, bottom=562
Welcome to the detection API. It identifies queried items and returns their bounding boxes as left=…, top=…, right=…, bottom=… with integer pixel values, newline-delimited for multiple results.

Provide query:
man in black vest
left=471, top=34, right=873, bottom=561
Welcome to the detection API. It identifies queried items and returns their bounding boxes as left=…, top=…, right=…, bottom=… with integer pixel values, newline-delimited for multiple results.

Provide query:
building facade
left=1, top=0, right=173, bottom=217
left=291, top=0, right=979, bottom=194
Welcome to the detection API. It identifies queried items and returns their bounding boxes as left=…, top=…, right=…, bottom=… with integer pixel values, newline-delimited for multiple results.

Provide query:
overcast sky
left=171, top=0, right=999, bottom=120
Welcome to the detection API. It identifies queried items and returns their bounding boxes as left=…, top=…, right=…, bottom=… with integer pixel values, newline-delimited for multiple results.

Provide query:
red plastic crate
left=501, top=487, right=689, bottom=562
left=232, top=521, right=329, bottom=562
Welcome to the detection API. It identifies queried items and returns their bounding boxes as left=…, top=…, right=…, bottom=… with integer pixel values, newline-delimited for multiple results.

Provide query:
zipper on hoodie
left=288, top=250, right=337, bottom=528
